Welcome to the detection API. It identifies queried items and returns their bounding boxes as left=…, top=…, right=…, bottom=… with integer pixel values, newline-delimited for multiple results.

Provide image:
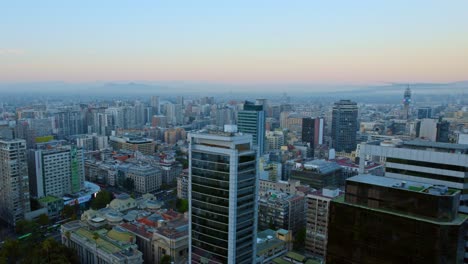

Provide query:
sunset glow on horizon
left=1, top=1, right=468, bottom=85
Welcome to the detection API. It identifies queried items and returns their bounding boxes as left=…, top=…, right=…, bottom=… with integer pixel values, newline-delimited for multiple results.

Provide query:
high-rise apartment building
left=331, top=100, right=358, bottom=153
left=305, top=188, right=342, bottom=261
left=151, top=96, right=160, bottom=116
left=189, top=131, right=258, bottom=264
left=0, top=139, right=31, bottom=226
left=237, top=101, right=266, bottom=155
left=28, top=145, right=85, bottom=198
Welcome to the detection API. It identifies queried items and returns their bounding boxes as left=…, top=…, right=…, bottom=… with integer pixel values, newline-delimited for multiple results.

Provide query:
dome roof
left=105, top=212, right=123, bottom=223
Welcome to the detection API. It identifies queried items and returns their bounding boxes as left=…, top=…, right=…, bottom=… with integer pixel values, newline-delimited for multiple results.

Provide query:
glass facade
left=327, top=201, right=467, bottom=264
left=345, top=181, right=459, bottom=222
left=190, top=147, right=257, bottom=264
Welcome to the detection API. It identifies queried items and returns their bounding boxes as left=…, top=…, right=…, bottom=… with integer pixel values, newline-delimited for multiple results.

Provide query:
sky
left=1, top=1, right=468, bottom=86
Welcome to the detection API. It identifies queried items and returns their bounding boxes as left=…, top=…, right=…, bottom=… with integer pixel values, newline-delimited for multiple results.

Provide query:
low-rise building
left=127, top=165, right=162, bottom=193
left=290, top=160, right=343, bottom=189
left=110, top=135, right=155, bottom=155
left=61, top=220, right=143, bottom=264
left=256, top=229, right=290, bottom=264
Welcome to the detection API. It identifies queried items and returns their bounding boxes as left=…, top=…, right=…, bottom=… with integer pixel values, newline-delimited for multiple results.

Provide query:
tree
left=293, top=227, right=307, bottom=250
left=15, top=219, right=38, bottom=235
left=1, top=235, right=79, bottom=264
left=90, top=190, right=113, bottom=210
left=160, top=254, right=172, bottom=264
left=0, top=238, right=21, bottom=263
left=176, top=198, right=188, bottom=213
left=123, top=178, right=135, bottom=192
left=42, top=237, right=53, bottom=263
left=61, top=204, right=76, bottom=219
left=38, top=213, right=49, bottom=226
left=30, top=198, right=41, bottom=211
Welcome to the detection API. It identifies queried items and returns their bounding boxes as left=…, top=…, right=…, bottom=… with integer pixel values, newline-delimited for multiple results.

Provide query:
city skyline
left=1, top=1, right=468, bottom=86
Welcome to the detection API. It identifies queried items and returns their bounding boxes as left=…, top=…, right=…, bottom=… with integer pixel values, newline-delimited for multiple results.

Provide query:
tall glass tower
left=237, top=101, right=265, bottom=155
left=331, top=100, right=358, bottom=153
left=189, top=131, right=258, bottom=264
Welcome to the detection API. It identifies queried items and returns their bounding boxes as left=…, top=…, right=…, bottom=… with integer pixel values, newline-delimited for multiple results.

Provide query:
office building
left=417, top=107, right=432, bottom=119
left=302, top=117, right=324, bottom=150
left=359, top=140, right=468, bottom=213
left=127, top=165, right=162, bottom=194
left=331, top=100, right=358, bottom=153
left=0, top=139, right=31, bottom=226
left=189, top=131, right=258, bottom=263
left=327, top=174, right=467, bottom=263
left=419, top=118, right=438, bottom=141
left=266, top=130, right=285, bottom=151
left=290, top=160, right=343, bottom=190
left=237, top=101, right=266, bottom=155
left=436, top=120, right=450, bottom=143
left=109, top=135, right=155, bottom=155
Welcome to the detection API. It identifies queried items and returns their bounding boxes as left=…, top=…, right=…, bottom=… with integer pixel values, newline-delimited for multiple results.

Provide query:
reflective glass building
left=189, top=131, right=258, bottom=264
left=327, top=174, right=468, bottom=264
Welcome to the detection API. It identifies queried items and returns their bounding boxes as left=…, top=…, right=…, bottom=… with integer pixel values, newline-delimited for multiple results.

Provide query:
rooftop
left=74, top=228, right=134, bottom=254
left=299, top=159, right=341, bottom=174
left=38, top=195, right=61, bottom=203
left=333, top=195, right=468, bottom=225
left=347, top=174, right=459, bottom=196
left=256, top=229, right=286, bottom=256
left=403, top=140, right=468, bottom=151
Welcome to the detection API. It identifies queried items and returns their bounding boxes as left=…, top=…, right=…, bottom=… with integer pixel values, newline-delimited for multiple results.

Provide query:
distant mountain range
left=0, top=80, right=466, bottom=97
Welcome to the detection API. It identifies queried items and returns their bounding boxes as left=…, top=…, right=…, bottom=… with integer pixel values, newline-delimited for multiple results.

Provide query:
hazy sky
left=1, top=1, right=468, bottom=84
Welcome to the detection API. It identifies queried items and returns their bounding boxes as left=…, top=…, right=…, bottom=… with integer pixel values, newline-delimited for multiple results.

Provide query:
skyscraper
left=151, top=95, right=160, bottom=116
left=302, top=117, right=324, bottom=150
left=331, top=100, right=358, bottom=153
left=0, top=139, right=31, bottom=226
left=237, top=101, right=266, bottom=155
left=189, top=131, right=258, bottom=264
left=403, top=86, right=412, bottom=120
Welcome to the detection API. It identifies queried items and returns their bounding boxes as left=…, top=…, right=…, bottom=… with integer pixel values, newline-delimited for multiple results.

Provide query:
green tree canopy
left=90, top=189, right=113, bottom=210
left=176, top=198, right=188, bottom=213
left=38, top=213, right=50, bottom=226
left=160, top=254, right=172, bottom=264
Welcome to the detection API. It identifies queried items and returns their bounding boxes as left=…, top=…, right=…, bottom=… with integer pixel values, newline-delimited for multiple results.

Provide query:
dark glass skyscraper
left=189, top=131, right=258, bottom=264
left=331, top=100, right=358, bottom=153
left=327, top=174, right=467, bottom=263
left=302, top=117, right=324, bottom=150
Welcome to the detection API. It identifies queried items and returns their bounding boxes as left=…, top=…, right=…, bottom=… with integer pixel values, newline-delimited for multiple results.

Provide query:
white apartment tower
left=0, top=139, right=31, bottom=226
